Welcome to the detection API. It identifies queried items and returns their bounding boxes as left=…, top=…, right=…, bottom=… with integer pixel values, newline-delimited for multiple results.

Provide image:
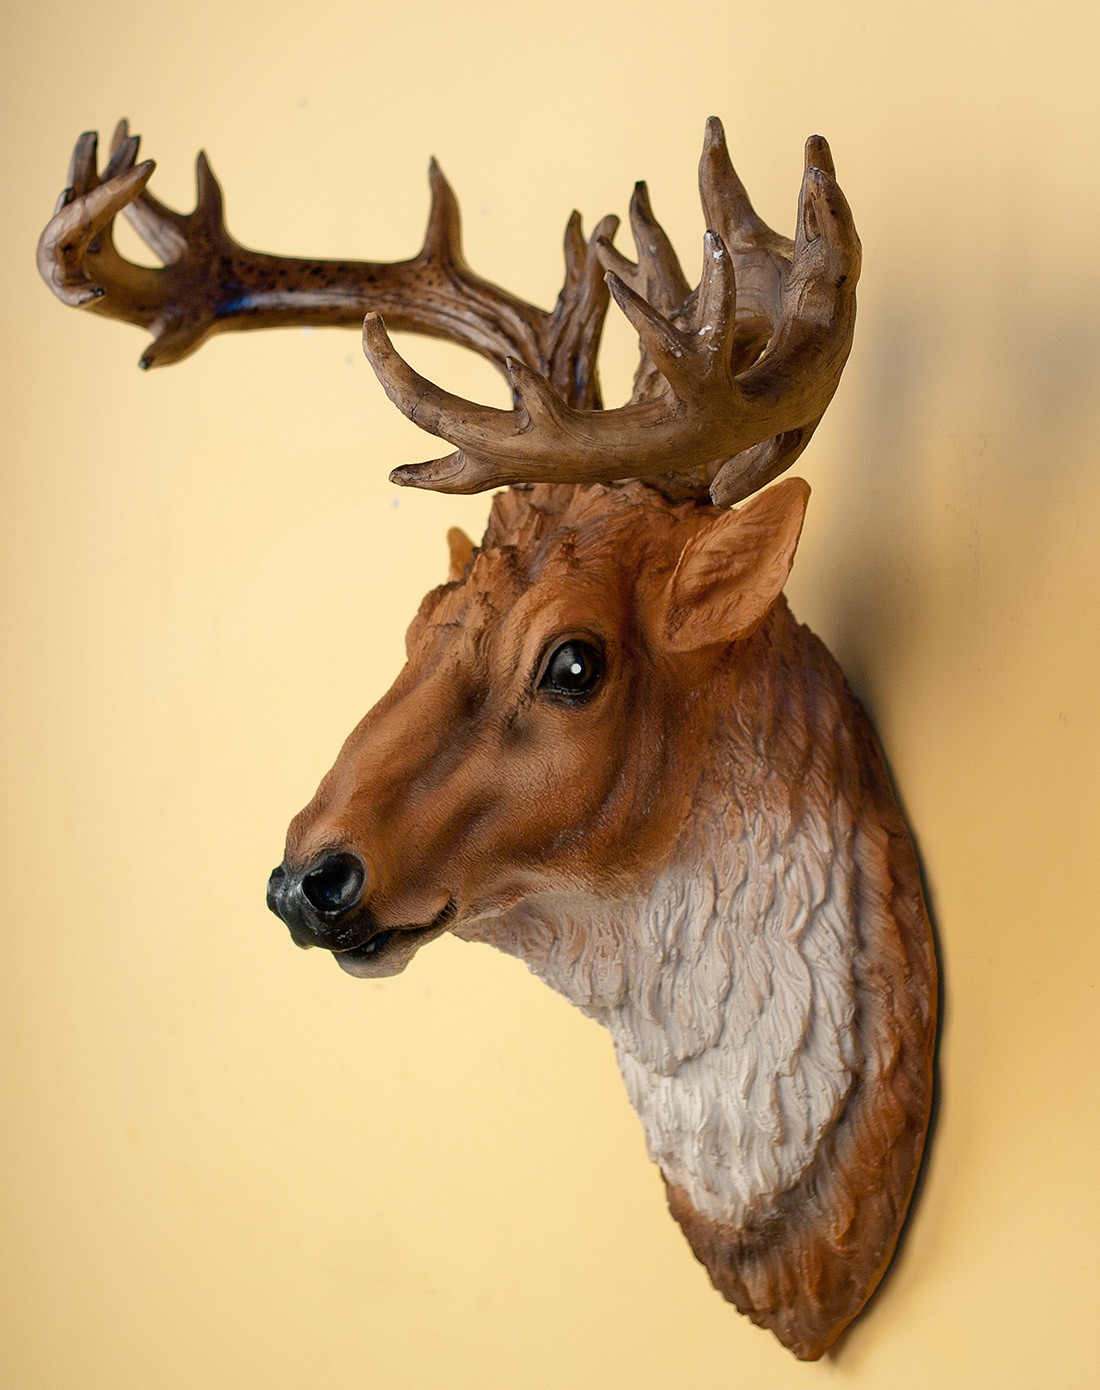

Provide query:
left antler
left=365, top=120, right=860, bottom=506
left=37, top=121, right=617, bottom=406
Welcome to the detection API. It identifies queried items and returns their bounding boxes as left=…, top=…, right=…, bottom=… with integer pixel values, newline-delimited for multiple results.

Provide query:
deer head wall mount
left=38, top=118, right=936, bottom=1360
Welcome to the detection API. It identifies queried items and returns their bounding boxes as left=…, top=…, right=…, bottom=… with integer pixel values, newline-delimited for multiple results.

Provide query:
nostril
left=301, top=852, right=366, bottom=918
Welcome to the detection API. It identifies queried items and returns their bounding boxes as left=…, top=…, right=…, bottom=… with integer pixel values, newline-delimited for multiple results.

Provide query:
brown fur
left=664, top=687, right=936, bottom=1359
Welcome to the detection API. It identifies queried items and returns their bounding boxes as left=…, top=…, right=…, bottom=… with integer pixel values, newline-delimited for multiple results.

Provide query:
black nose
left=266, top=850, right=367, bottom=948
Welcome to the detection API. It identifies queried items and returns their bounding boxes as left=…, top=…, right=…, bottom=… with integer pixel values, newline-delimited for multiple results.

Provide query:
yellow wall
left=3, top=2, right=1098, bottom=1385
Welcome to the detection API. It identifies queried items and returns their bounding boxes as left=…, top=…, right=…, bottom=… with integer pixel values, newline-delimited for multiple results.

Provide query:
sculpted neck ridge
left=460, top=594, right=936, bottom=1359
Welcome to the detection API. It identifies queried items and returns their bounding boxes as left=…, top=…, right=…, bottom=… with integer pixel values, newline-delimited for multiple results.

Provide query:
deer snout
left=266, top=850, right=367, bottom=949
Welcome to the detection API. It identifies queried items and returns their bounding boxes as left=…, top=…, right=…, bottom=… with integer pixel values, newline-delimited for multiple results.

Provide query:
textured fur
left=460, top=591, right=936, bottom=1360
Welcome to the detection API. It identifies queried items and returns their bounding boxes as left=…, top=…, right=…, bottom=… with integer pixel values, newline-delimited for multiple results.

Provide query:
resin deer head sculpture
left=38, top=117, right=936, bottom=1360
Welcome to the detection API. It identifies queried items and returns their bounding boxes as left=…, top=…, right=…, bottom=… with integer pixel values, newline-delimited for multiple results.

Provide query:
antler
left=37, top=118, right=859, bottom=506
left=37, top=122, right=617, bottom=406
left=364, top=119, right=861, bottom=507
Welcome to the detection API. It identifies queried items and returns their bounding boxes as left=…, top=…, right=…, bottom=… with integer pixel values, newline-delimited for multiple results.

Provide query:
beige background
left=2, top=1, right=1098, bottom=1385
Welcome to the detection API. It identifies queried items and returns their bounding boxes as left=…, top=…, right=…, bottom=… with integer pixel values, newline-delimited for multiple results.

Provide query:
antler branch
left=37, top=122, right=615, bottom=407
left=365, top=119, right=860, bottom=506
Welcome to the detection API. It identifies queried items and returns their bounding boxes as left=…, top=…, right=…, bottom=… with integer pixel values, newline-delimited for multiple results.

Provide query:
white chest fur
left=491, top=783, right=862, bottom=1230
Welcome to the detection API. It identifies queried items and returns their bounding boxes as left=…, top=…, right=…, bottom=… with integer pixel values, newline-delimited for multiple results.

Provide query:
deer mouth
left=331, top=900, right=457, bottom=978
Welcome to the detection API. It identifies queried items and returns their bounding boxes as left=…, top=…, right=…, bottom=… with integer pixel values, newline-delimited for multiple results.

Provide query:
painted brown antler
left=364, top=119, right=861, bottom=506
left=36, top=121, right=616, bottom=407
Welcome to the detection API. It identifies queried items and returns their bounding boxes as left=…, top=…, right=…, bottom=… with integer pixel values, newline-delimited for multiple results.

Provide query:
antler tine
left=193, top=150, right=226, bottom=236
left=106, top=119, right=191, bottom=265
left=102, top=127, right=141, bottom=185
left=562, top=211, right=586, bottom=288
left=605, top=272, right=692, bottom=390
left=804, top=132, right=836, bottom=181
left=108, top=118, right=130, bottom=156
left=362, top=311, right=505, bottom=436
left=544, top=211, right=619, bottom=411
left=591, top=181, right=695, bottom=407
left=37, top=154, right=156, bottom=306
left=693, top=230, right=739, bottom=361
left=626, top=181, right=693, bottom=312
left=794, top=138, right=858, bottom=282
left=698, top=116, right=772, bottom=249
left=362, top=311, right=519, bottom=493
left=66, top=131, right=99, bottom=196
left=420, top=158, right=465, bottom=269
left=408, top=158, right=615, bottom=411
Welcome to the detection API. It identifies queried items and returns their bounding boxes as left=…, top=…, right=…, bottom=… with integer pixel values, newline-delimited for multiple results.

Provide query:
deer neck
left=471, top=603, right=864, bottom=1231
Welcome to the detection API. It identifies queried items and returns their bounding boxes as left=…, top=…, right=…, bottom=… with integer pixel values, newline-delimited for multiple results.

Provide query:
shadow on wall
left=798, top=240, right=1100, bottom=1366
left=815, top=262, right=1100, bottom=724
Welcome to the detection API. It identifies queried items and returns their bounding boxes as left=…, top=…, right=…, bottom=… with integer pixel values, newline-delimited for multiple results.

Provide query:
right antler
left=364, top=119, right=861, bottom=506
left=37, top=121, right=616, bottom=409
left=38, top=118, right=859, bottom=507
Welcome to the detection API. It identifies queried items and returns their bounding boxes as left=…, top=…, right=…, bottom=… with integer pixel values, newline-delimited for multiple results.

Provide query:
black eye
left=537, top=640, right=603, bottom=700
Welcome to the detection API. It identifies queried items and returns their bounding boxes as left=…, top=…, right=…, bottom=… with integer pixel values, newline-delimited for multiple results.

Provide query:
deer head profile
left=37, top=117, right=936, bottom=1361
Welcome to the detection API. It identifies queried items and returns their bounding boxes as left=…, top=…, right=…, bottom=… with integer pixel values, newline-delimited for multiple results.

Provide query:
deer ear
left=446, top=526, right=476, bottom=582
left=660, top=478, right=810, bottom=651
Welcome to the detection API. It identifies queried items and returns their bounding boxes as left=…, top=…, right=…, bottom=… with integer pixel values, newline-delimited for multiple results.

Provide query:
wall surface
left=2, top=2, right=1098, bottom=1386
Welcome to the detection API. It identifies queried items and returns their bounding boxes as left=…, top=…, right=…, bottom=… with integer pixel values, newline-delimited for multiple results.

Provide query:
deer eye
left=537, top=639, right=603, bottom=700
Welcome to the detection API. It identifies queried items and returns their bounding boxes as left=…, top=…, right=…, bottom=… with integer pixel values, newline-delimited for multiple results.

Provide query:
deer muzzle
left=266, top=850, right=368, bottom=949
left=266, top=849, right=455, bottom=977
